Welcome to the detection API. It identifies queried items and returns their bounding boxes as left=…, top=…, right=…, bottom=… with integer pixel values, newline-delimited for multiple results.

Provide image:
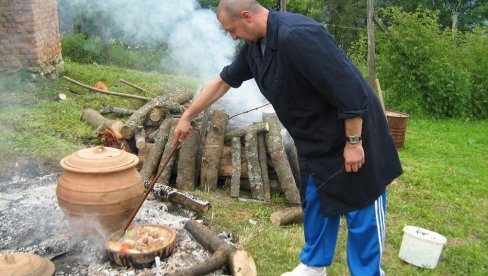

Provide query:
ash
left=0, top=173, right=227, bottom=275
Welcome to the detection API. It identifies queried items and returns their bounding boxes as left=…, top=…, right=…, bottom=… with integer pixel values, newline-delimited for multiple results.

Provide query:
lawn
left=1, top=61, right=486, bottom=275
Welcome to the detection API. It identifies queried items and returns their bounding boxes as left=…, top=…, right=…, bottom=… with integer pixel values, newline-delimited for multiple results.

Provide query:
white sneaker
left=280, top=263, right=327, bottom=276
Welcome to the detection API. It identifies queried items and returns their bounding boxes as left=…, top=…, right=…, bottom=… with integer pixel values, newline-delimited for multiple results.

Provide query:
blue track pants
left=300, top=175, right=386, bottom=276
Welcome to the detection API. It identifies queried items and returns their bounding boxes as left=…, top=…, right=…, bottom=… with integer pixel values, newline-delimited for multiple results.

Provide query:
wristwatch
left=346, top=135, right=362, bottom=144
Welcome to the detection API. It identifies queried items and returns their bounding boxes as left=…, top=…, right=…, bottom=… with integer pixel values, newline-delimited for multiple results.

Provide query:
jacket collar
left=258, top=9, right=279, bottom=82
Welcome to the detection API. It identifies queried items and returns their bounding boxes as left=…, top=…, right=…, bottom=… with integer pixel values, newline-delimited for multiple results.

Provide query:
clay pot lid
left=60, top=146, right=139, bottom=173
left=0, top=252, right=55, bottom=276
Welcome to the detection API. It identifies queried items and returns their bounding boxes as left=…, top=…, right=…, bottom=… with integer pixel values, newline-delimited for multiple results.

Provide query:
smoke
left=58, top=0, right=269, bottom=120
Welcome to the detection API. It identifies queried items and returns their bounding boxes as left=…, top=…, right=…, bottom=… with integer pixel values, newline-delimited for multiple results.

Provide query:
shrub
left=61, top=33, right=169, bottom=72
left=348, top=7, right=488, bottom=119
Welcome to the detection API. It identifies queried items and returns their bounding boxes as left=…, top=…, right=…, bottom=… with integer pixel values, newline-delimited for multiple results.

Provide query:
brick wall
left=0, top=0, right=64, bottom=76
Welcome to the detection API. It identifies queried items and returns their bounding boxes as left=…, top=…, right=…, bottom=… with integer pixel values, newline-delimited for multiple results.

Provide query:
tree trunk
left=230, top=137, right=241, bottom=198
left=139, top=118, right=172, bottom=181
left=200, top=110, right=229, bottom=192
left=263, top=110, right=300, bottom=205
left=176, top=129, right=199, bottom=191
left=245, top=132, right=263, bottom=201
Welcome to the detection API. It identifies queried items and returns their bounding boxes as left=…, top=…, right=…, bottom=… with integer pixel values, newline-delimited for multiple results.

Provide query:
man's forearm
left=181, top=75, right=231, bottom=121
left=344, top=116, right=363, bottom=138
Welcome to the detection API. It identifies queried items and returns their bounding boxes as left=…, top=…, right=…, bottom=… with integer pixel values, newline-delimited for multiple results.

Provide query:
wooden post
left=156, top=118, right=178, bottom=186
left=175, top=129, right=199, bottom=191
left=257, top=131, right=270, bottom=201
left=262, top=110, right=300, bottom=205
left=367, top=0, right=376, bottom=91
left=230, top=137, right=241, bottom=198
left=280, top=0, right=286, bottom=11
left=200, top=110, right=229, bottom=192
left=245, top=131, right=264, bottom=200
left=139, top=118, right=172, bottom=182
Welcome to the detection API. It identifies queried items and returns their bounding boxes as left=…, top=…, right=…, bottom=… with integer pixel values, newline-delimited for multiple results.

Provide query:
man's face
left=219, top=12, right=258, bottom=44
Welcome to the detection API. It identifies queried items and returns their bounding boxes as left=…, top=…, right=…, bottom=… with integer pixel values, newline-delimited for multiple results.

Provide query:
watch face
left=347, top=136, right=361, bottom=143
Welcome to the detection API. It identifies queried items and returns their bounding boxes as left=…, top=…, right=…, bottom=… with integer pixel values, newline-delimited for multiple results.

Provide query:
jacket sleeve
left=220, top=45, right=253, bottom=88
left=282, top=25, right=370, bottom=119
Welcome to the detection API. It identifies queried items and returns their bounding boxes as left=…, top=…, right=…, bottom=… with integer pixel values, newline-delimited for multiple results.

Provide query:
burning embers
left=105, top=225, right=177, bottom=268
left=0, top=171, right=220, bottom=275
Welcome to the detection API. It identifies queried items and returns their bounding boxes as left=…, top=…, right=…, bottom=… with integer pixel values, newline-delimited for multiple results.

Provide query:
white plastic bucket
left=398, top=225, right=447, bottom=269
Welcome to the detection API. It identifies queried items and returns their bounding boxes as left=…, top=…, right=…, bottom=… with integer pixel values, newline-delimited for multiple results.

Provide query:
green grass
left=1, top=62, right=487, bottom=275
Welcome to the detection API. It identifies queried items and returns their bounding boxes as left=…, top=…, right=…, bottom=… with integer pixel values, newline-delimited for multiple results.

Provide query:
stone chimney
left=0, top=0, right=64, bottom=77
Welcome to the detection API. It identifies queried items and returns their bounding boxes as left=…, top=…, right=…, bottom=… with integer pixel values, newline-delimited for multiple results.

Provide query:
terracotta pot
left=56, top=146, right=144, bottom=237
left=0, top=252, right=55, bottom=276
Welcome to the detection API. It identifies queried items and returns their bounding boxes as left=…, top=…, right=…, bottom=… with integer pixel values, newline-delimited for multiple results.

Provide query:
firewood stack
left=77, top=81, right=301, bottom=209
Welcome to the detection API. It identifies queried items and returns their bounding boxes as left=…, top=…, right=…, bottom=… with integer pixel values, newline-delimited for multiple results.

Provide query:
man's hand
left=344, top=142, right=365, bottom=173
left=172, top=116, right=192, bottom=147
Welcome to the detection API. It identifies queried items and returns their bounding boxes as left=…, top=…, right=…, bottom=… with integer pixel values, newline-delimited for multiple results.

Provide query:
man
left=173, top=0, right=402, bottom=275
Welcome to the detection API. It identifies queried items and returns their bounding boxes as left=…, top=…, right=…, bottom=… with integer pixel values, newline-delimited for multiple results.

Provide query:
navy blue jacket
left=220, top=10, right=402, bottom=215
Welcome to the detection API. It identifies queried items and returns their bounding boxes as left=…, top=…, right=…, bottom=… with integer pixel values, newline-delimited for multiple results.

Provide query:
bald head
left=217, top=0, right=263, bottom=21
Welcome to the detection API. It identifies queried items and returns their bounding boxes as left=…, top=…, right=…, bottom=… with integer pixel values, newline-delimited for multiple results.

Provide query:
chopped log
left=119, top=78, right=148, bottom=93
left=134, top=126, right=146, bottom=150
left=270, top=206, right=303, bottom=226
left=230, top=137, right=241, bottom=198
left=121, top=90, right=193, bottom=139
left=283, top=130, right=301, bottom=186
left=99, top=103, right=135, bottom=116
left=153, top=185, right=211, bottom=213
left=54, top=93, right=66, bottom=101
left=156, top=118, right=178, bottom=186
left=63, top=76, right=152, bottom=101
left=173, top=220, right=233, bottom=276
left=137, top=143, right=154, bottom=167
left=157, top=102, right=185, bottom=114
left=200, top=110, right=229, bottom=192
left=230, top=249, right=257, bottom=276
left=149, top=107, right=166, bottom=123
left=257, top=131, right=270, bottom=201
left=224, top=122, right=269, bottom=143
left=176, top=129, right=199, bottom=191
left=139, top=118, right=172, bottom=181
left=245, top=132, right=263, bottom=200
left=81, top=108, right=124, bottom=139
left=263, top=110, right=300, bottom=205
left=195, top=108, right=210, bottom=188
left=218, top=145, right=248, bottom=178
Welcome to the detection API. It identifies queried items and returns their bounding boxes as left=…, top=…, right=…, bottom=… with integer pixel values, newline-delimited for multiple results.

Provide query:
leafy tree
left=376, top=0, right=488, bottom=31
left=350, top=7, right=488, bottom=119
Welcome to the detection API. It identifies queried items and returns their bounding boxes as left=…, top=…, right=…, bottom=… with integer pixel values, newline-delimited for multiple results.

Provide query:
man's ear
left=240, top=11, right=252, bottom=23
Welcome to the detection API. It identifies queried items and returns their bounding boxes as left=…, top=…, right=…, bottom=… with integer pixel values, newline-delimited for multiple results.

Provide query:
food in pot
left=107, top=225, right=167, bottom=254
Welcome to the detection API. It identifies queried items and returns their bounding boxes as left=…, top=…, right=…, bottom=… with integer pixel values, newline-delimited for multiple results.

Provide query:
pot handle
left=94, top=146, right=105, bottom=153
